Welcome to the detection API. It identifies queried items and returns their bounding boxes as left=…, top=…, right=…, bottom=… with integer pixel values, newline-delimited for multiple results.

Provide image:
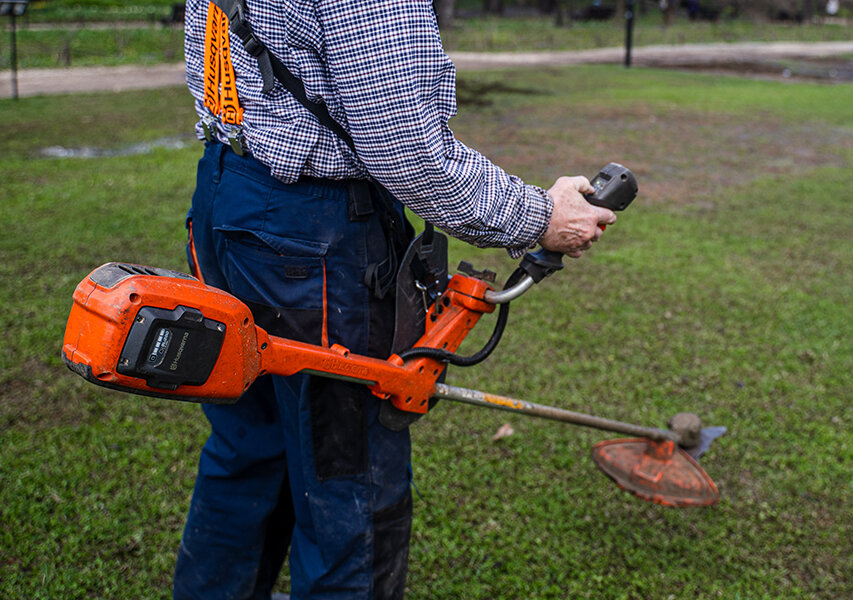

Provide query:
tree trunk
left=664, top=0, right=675, bottom=25
left=434, top=0, right=456, bottom=29
left=802, top=0, right=815, bottom=22
left=555, top=0, right=572, bottom=26
left=482, top=0, right=504, bottom=16
left=615, top=0, right=625, bottom=20
left=539, top=0, right=559, bottom=14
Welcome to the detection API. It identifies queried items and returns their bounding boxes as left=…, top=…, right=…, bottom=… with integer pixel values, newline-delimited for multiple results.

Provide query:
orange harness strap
left=203, top=3, right=243, bottom=127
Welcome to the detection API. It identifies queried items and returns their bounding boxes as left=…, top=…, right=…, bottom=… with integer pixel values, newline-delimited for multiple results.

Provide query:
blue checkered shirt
left=185, top=0, right=553, bottom=255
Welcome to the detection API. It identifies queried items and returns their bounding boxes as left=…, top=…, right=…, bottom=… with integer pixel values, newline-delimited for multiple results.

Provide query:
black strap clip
left=346, top=180, right=375, bottom=222
left=213, top=0, right=276, bottom=93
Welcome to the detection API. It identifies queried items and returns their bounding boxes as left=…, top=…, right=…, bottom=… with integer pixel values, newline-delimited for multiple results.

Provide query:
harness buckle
left=201, top=114, right=217, bottom=142
left=224, top=124, right=246, bottom=156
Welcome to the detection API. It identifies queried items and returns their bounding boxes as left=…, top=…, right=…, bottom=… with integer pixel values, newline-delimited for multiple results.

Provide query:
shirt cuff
left=506, top=184, right=553, bottom=259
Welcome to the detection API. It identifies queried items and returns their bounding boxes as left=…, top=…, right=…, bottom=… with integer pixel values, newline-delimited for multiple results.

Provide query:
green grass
left=1, top=66, right=852, bottom=599
left=2, top=14, right=851, bottom=69
left=4, top=86, right=196, bottom=155
left=15, top=1, right=178, bottom=23
left=443, top=15, right=853, bottom=52
left=0, top=27, right=185, bottom=69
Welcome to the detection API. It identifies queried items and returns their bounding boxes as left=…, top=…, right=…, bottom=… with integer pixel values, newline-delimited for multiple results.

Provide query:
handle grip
left=520, top=248, right=566, bottom=283
left=520, top=163, right=638, bottom=281
left=585, top=163, right=638, bottom=212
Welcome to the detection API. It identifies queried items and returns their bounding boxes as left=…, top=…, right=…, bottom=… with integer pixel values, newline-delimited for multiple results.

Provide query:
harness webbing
left=210, top=0, right=275, bottom=93
left=201, top=0, right=439, bottom=300
left=203, top=3, right=243, bottom=126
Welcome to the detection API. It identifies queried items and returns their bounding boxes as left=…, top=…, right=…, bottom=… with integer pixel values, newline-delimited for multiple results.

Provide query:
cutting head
left=591, top=438, right=720, bottom=507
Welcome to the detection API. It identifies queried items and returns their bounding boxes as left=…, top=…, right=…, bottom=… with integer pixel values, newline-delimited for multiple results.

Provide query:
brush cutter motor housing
left=62, top=261, right=496, bottom=409
left=63, top=263, right=262, bottom=402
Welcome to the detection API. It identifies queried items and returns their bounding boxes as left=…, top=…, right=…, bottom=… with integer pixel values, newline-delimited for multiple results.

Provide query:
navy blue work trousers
left=173, top=142, right=412, bottom=600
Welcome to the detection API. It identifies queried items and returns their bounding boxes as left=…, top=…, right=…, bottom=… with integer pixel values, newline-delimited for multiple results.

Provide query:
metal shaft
left=483, top=274, right=534, bottom=304
left=433, top=382, right=679, bottom=443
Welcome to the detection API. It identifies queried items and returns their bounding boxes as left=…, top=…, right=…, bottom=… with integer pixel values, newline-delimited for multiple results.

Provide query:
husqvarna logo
left=169, top=331, right=191, bottom=371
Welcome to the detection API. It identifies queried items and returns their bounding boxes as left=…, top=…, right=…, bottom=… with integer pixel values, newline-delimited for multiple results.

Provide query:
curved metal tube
left=483, top=274, right=535, bottom=304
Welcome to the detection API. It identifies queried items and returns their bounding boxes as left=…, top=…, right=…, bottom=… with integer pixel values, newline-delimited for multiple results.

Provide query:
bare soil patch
left=453, top=101, right=851, bottom=208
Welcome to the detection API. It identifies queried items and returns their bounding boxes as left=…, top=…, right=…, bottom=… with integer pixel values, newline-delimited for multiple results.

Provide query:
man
left=175, top=1, right=616, bottom=599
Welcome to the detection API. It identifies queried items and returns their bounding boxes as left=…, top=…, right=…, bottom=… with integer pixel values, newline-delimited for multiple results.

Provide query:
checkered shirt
left=185, top=0, right=553, bottom=255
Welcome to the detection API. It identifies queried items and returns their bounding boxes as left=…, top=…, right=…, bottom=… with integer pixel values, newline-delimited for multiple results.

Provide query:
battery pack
left=62, top=263, right=261, bottom=402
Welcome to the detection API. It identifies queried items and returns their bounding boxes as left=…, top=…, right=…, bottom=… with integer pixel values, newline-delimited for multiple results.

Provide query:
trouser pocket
left=214, top=225, right=329, bottom=345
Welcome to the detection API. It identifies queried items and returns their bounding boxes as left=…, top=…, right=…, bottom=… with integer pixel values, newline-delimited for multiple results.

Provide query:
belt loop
left=347, top=180, right=374, bottom=222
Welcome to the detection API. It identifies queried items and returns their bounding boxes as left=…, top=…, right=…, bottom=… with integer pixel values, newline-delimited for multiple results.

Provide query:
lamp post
left=1, top=1, right=30, bottom=100
left=624, top=0, right=635, bottom=68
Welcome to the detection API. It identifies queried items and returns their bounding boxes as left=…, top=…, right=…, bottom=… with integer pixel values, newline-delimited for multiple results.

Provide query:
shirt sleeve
left=318, top=0, right=552, bottom=256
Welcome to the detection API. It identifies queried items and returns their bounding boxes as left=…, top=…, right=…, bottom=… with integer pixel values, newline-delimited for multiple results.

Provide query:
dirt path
left=452, top=40, right=853, bottom=69
left=2, top=41, right=852, bottom=99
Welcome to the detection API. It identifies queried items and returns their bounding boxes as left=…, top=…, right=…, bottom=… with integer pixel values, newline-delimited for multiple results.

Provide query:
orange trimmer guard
left=591, top=438, right=720, bottom=507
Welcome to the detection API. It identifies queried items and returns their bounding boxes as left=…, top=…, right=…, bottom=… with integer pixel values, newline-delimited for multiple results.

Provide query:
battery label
left=148, top=327, right=172, bottom=366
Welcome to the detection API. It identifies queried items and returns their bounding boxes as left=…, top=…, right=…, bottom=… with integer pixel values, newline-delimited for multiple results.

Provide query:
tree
left=663, top=0, right=675, bottom=25
left=554, top=0, right=574, bottom=26
left=483, top=0, right=505, bottom=15
left=538, top=0, right=559, bottom=13
left=434, top=0, right=456, bottom=29
left=802, top=0, right=815, bottom=21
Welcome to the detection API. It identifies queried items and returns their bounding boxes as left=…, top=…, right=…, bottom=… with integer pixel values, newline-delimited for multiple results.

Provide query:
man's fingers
left=542, top=174, right=619, bottom=257
left=571, top=176, right=594, bottom=195
left=596, top=206, right=617, bottom=226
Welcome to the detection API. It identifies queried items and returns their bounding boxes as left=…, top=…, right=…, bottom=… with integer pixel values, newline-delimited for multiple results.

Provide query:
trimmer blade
left=591, top=438, right=720, bottom=507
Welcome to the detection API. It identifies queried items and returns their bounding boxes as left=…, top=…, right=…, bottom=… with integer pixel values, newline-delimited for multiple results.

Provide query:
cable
left=396, top=268, right=526, bottom=367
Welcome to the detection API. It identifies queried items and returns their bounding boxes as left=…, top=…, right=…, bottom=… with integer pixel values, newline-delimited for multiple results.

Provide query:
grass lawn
left=1, top=67, right=851, bottom=598
left=8, top=0, right=179, bottom=24
left=442, top=14, right=853, bottom=52
left=2, top=14, right=851, bottom=69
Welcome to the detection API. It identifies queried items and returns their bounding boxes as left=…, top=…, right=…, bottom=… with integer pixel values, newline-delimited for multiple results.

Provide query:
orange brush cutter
left=62, top=262, right=494, bottom=414
left=61, top=164, right=725, bottom=507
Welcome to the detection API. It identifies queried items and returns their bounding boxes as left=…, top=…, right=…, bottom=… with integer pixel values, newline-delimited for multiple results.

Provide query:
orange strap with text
left=203, top=3, right=243, bottom=125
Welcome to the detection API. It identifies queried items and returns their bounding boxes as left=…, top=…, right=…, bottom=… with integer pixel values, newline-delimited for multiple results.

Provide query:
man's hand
left=539, top=176, right=617, bottom=259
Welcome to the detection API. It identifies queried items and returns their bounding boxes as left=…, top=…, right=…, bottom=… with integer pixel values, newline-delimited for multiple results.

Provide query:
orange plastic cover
left=62, top=263, right=261, bottom=402
left=63, top=265, right=496, bottom=411
left=591, top=438, right=720, bottom=507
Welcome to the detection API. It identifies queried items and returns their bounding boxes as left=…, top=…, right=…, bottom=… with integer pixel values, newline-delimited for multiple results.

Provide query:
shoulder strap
left=267, top=58, right=357, bottom=153
left=209, top=0, right=355, bottom=152
left=208, top=0, right=436, bottom=267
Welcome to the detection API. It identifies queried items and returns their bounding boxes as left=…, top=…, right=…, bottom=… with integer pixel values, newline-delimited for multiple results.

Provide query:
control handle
left=524, top=162, right=638, bottom=279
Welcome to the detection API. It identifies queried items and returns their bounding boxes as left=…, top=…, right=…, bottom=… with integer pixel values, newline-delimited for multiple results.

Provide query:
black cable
left=396, top=267, right=526, bottom=367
